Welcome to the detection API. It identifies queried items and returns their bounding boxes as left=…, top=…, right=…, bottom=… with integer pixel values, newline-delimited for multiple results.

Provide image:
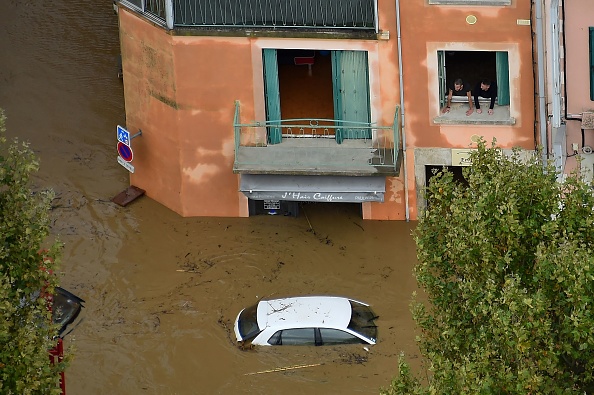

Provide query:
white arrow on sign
left=117, top=156, right=135, bottom=173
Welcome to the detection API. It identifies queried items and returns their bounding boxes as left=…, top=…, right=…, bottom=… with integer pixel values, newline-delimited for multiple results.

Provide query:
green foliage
left=384, top=140, right=594, bottom=394
left=0, top=110, right=65, bottom=394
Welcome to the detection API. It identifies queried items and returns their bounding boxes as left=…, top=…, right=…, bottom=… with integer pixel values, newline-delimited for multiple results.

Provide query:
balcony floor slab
left=234, top=138, right=398, bottom=176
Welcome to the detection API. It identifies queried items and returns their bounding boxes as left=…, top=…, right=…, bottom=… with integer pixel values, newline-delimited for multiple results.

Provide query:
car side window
left=267, top=328, right=316, bottom=345
left=319, top=328, right=365, bottom=345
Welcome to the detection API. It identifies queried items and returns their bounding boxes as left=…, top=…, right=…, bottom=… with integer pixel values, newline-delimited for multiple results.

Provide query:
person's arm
left=442, top=89, right=453, bottom=113
left=489, top=86, right=496, bottom=110
left=473, top=87, right=480, bottom=110
left=465, top=91, right=474, bottom=116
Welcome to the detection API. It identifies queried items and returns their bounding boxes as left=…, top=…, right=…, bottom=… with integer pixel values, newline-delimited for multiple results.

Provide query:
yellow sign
left=452, top=149, right=476, bottom=167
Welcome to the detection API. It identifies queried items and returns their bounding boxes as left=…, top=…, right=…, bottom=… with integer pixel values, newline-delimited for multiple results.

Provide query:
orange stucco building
left=116, top=0, right=541, bottom=221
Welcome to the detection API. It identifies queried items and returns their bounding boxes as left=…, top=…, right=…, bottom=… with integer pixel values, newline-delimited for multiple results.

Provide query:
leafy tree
left=0, top=109, right=65, bottom=394
left=383, top=140, right=594, bottom=394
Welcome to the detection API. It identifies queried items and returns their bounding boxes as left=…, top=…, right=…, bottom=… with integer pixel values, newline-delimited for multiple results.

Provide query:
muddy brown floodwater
left=0, top=1, right=422, bottom=394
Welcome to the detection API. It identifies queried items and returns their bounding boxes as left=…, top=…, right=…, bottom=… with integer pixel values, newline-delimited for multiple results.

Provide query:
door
left=263, top=49, right=282, bottom=144
left=332, top=50, right=371, bottom=144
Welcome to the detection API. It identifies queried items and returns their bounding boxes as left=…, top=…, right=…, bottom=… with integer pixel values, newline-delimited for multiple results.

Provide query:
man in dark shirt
left=442, top=78, right=474, bottom=116
left=473, top=79, right=497, bottom=115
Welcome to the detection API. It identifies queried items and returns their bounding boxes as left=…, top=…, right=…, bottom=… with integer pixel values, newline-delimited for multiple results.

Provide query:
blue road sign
left=117, top=125, right=131, bottom=146
left=117, top=142, right=134, bottom=162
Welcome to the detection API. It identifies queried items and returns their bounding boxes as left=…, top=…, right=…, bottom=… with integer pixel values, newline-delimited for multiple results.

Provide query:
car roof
left=257, top=296, right=356, bottom=330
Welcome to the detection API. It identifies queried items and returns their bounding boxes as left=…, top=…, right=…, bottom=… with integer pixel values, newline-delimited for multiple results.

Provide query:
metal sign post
left=112, top=125, right=145, bottom=207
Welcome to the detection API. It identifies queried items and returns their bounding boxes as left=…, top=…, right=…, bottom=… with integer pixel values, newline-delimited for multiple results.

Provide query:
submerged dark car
left=48, top=287, right=85, bottom=395
left=51, top=287, right=85, bottom=337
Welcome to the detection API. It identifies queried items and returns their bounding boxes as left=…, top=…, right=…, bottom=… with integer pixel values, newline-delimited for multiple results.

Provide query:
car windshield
left=237, top=303, right=261, bottom=341
left=52, top=287, right=85, bottom=336
left=347, top=300, right=378, bottom=341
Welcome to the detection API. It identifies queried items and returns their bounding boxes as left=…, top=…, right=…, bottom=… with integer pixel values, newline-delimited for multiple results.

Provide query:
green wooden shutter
left=438, top=51, right=447, bottom=109
left=341, top=51, right=371, bottom=140
left=590, top=27, right=594, bottom=101
left=331, top=51, right=344, bottom=144
left=262, top=49, right=282, bottom=144
left=496, top=51, right=510, bottom=106
left=332, top=51, right=371, bottom=143
left=331, top=50, right=371, bottom=143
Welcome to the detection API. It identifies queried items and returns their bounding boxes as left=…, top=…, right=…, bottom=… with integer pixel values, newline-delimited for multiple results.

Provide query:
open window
left=262, top=49, right=371, bottom=144
left=435, top=50, right=513, bottom=125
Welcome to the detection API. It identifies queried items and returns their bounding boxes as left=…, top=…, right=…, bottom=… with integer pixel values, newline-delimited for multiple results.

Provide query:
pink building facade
left=542, top=0, right=594, bottom=181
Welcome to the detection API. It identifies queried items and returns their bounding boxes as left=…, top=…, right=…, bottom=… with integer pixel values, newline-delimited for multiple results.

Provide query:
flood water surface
left=0, top=2, right=421, bottom=394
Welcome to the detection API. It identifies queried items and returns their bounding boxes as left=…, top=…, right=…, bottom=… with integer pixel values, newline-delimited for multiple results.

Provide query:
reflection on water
left=0, top=2, right=421, bottom=394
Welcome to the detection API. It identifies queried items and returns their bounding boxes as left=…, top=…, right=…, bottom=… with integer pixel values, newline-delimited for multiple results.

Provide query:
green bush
left=383, top=140, right=594, bottom=394
left=0, top=110, right=65, bottom=394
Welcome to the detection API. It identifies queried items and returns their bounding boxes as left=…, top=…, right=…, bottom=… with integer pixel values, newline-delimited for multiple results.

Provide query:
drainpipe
left=560, top=0, right=581, bottom=121
left=534, top=0, right=548, bottom=164
left=549, top=0, right=561, bottom=129
left=395, top=0, right=409, bottom=221
left=165, top=0, right=174, bottom=30
left=374, top=0, right=379, bottom=34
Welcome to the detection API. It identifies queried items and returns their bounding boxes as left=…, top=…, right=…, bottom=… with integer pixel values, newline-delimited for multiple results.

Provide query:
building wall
left=563, top=0, right=594, bottom=178
left=118, top=3, right=405, bottom=219
left=119, top=11, right=184, bottom=214
left=118, top=0, right=536, bottom=221
left=564, top=0, right=594, bottom=115
left=398, top=0, right=536, bottom=219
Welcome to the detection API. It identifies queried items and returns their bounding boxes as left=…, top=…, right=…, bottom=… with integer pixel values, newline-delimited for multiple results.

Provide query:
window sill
left=433, top=104, right=516, bottom=126
left=428, top=0, right=511, bottom=5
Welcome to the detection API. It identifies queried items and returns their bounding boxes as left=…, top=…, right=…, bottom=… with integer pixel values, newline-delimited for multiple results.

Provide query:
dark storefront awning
left=240, top=174, right=385, bottom=203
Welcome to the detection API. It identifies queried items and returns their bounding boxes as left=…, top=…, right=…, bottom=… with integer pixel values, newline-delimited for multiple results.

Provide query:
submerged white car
left=234, top=296, right=378, bottom=346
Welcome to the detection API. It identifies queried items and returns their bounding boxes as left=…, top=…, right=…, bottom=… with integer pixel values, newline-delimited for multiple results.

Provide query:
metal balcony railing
left=233, top=101, right=402, bottom=176
left=119, top=0, right=378, bottom=31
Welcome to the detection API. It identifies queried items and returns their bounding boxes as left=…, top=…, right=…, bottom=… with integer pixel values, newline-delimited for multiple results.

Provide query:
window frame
left=433, top=49, right=515, bottom=125
left=319, top=328, right=366, bottom=345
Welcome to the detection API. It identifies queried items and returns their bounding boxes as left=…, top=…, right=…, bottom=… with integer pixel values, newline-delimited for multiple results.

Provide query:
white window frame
left=426, top=42, right=520, bottom=122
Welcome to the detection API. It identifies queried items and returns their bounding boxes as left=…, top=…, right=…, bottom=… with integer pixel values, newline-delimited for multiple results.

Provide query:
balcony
left=119, top=0, right=378, bottom=33
left=233, top=101, right=402, bottom=177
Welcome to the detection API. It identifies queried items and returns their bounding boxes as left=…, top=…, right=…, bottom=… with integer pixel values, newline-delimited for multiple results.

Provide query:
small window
left=429, top=0, right=511, bottom=5
left=320, top=328, right=366, bottom=345
left=267, top=328, right=316, bottom=345
left=435, top=50, right=515, bottom=125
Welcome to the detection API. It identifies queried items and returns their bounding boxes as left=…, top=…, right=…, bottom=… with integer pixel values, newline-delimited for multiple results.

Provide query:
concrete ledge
left=433, top=103, right=516, bottom=126
left=433, top=117, right=516, bottom=126
left=428, top=0, right=511, bottom=5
